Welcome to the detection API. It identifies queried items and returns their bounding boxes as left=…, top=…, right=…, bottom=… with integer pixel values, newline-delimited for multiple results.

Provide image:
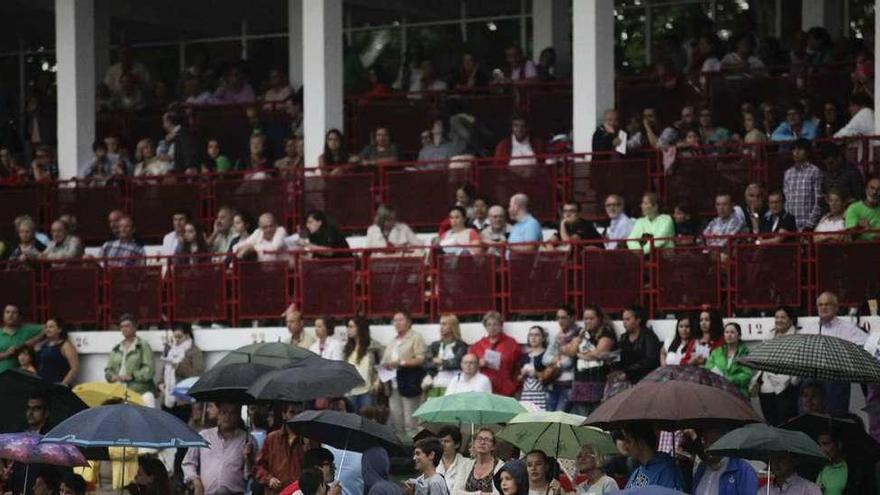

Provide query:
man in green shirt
left=816, top=431, right=847, bottom=495
left=844, top=176, right=880, bottom=239
left=0, top=305, right=44, bottom=373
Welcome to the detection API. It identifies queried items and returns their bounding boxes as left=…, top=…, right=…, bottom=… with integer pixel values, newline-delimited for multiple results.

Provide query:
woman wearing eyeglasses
left=452, top=428, right=504, bottom=495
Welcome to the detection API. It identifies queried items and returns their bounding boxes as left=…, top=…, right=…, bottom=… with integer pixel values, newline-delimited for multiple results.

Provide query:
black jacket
left=619, top=328, right=661, bottom=383
left=424, top=340, right=469, bottom=377
left=170, top=127, right=199, bottom=173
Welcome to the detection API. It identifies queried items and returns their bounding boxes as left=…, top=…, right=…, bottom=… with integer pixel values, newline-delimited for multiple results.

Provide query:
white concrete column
left=55, top=0, right=96, bottom=179
left=801, top=0, right=842, bottom=39
left=93, top=0, right=111, bottom=83
left=302, top=0, right=343, bottom=168
left=572, top=0, right=614, bottom=153
left=288, top=0, right=303, bottom=89
left=532, top=0, right=571, bottom=77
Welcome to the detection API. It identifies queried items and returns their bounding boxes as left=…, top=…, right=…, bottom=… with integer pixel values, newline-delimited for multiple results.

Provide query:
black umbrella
left=0, top=370, right=88, bottom=434
left=188, top=363, right=276, bottom=403
left=707, top=423, right=827, bottom=462
left=737, top=334, right=880, bottom=383
left=246, top=358, right=363, bottom=403
left=286, top=410, right=402, bottom=453
left=214, top=342, right=318, bottom=368
left=782, top=413, right=880, bottom=460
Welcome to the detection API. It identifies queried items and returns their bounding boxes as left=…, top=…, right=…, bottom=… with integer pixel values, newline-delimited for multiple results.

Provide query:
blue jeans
left=349, top=393, right=373, bottom=413
left=546, top=385, right=571, bottom=412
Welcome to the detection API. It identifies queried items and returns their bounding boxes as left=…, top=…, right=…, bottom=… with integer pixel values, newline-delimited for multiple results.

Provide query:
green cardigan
left=705, top=344, right=753, bottom=396
left=104, top=337, right=155, bottom=394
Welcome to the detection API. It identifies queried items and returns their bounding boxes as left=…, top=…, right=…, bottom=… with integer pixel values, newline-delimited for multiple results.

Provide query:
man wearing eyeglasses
left=1, top=393, right=55, bottom=494
left=601, top=195, right=634, bottom=250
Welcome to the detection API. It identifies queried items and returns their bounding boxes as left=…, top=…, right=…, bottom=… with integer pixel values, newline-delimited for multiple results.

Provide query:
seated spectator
left=84, top=140, right=112, bottom=179
left=740, top=111, right=767, bottom=144
left=212, top=65, right=256, bottom=104
left=151, top=80, right=173, bottom=110
left=162, top=210, right=190, bottom=257
left=771, top=103, right=817, bottom=142
left=227, top=212, right=254, bottom=256
left=207, top=206, right=236, bottom=254
left=96, top=82, right=113, bottom=111
left=494, top=114, right=545, bottom=166
left=845, top=176, right=880, bottom=240
left=239, top=133, right=272, bottom=180
left=817, top=101, right=843, bottom=138
left=735, top=183, right=767, bottom=234
left=673, top=128, right=704, bottom=159
left=318, top=129, right=352, bottom=174
left=553, top=201, right=601, bottom=248
left=507, top=193, right=542, bottom=253
left=804, top=26, right=833, bottom=67
left=365, top=205, right=421, bottom=254
left=627, top=192, right=674, bottom=254
left=363, top=67, right=391, bottom=98
left=820, top=144, right=864, bottom=201
left=30, top=145, right=58, bottom=180
left=132, top=138, right=170, bottom=177
left=591, top=109, right=621, bottom=154
left=815, top=189, right=848, bottom=243
left=534, top=47, right=558, bottom=82
left=658, top=106, right=695, bottom=149
left=602, top=194, right=635, bottom=249
left=234, top=212, right=288, bottom=261
left=274, top=137, right=304, bottom=176
left=409, top=60, right=448, bottom=94
left=627, top=108, right=660, bottom=150
left=692, top=34, right=723, bottom=74
left=110, top=72, right=146, bottom=111
left=480, top=205, right=511, bottom=248
left=263, top=69, right=293, bottom=110
left=834, top=92, right=875, bottom=138
left=203, top=138, right=234, bottom=173
left=173, top=222, right=210, bottom=265
left=356, top=128, right=398, bottom=167
left=417, top=119, right=459, bottom=166
left=672, top=202, right=701, bottom=244
left=105, top=136, right=131, bottom=174
left=758, top=191, right=798, bottom=243
left=436, top=206, right=480, bottom=255
left=455, top=52, right=488, bottom=88
left=703, top=193, right=745, bottom=247
left=783, top=139, right=823, bottom=231
left=8, top=216, right=45, bottom=262
left=300, top=210, right=350, bottom=257
left=471, top=196, right=489, bottom=231
left=41, top=220, right=83, bottom=260
left=101, top=216, right=146, bottom=267
left=697, top=108, right=730, bottom=145
left=501, top=45, right=538, bottom=82
left=181, top=75, right=212, bottom=105
left=761, top=101, right=780, bottom=137
left=721, top=36, right=766, bottom=75
left=182, top=402, right=256, bottom=495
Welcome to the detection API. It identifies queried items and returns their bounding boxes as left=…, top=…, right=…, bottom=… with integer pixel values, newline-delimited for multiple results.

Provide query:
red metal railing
left=2, top=232, right=878, bottom=328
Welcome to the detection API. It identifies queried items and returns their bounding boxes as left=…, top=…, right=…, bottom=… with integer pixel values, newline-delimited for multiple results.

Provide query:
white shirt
left=509, top=136, right=537, bottom=167
left=235, top=226, right=289, bottom=261
left=720, top=52, right=765, bottom=71
left=437, top=453, right=465, bottom=493
left=802, top=317, right=868, bottom=346
left=309, top=337, right=344, bottom=361
left=161, top=231, right=181, bottom=257
left=605, top=214, right=635, bottom=249
left=576, top=476, right=618, bottom=495
left=757, top=326, right=798, bottom=395
left=834, top=107, right=875, bottom=137
left=445, top=372, right=492, bottom=395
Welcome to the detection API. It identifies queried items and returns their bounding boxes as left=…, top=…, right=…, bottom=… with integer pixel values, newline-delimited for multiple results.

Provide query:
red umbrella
left=584, top=380, right=763, bottom=430
left=641, top=365, right=744, bottom=400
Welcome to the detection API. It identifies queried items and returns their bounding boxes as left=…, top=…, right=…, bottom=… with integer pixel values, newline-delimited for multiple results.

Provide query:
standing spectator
left=721, top=36, right=766, bottom=74
left=424, top=313, right=468, bottom=397
left=783, top=139, right=824, bottom=231
left=704, top=323, right=752, bottom=397
left=344, top=317, right=377, bottom=410
left=158, top=110, right=199, bottom=173
left=820, top=144, right=863, bottom=201
left=365, top=205, right=421, bottom=254
left=356, top=127, right=399, bottom=168
left=104, top=314, right=156, bottom=406
left=309, top=316, right=344, bottom=361
left=771, top=104, right=818, bottom=142
left=363, top=446, right=401, bottom=495
left=318, top=129, right=351, bottom=173
left=627, top=192, right=674, bottom=254
left=451, top=428, right=503, bottom=495
left=212, top=65, right=256, bottom=104
left=455, top=52, right=488, bottom=88
left=622, top=425, right=683, bottom=490
left=35, top=318, right=79, bottom=386
left=301, top=210, right=351, bottom=257
left=754, top=307, right=799, bottom=426
left=735, top=183, right=766, bottom=235
left=183, top=402, right=256, bottom=495
left=507, top=194, right=542, bottom=253
left=845, top=176, right=880, bottom=239
left=544, top=306, right=580, bottom=412
left=104, top=45, right=152, bottom=93
left=380, top=311, right=427, bottom=436
left=437, top=206, right=481, bottom=255
left=698, top=309, right=725, bottom=352
left=697, top=108, right=731, bottom=145
left=834, top=92, right=875, bottom=138
left=602, top=194, right=635, bottom=249
left=470, top=311, right=522, bottom=397
left=8, top=216, right=45, bottom=262
left=568, top=305, right=617, bottom=416
left=101, top=216, right=146, bottom=267
left=233, top=212, right=288, bottom=261
left=691, top=427, right=758, bottom=495
left=814, top=189, right=848, bottom=242
left=445, top=353, right=492, bottom=395
left=764, top=454, right=821, bottom=495
left=158, top=326, right=203, bottom=410
left=758, top=191, right=798, bottom=243
left=161, top=210, right=189, bottom=257
left=502, top=45, right=538, bottom=82
left=520, top=325, right=549, bottom=411
left=132, top=138, right=170, bottom=177
left=405, top=438, right=448, bottom=495
left=263, top=69, right=294, bottom=110
left=203, top=138, right=234, bottom=173
left=617, top=306, right=661, bottom=385
left=436, top=426, right=466, bottom=493
left=572, top=444, right=618, bottom=495
left=591, top=110, right=621, bottom=154
left=494, top=115, right=545, bottom=167
left=409, top=61, right=448, bottom=94
left=207, top=206, right=236, bottom=254
left=661, top=315, right=702, bottom=366
left=0, top=305, right=43, bottom=373
left=285, top=308, right=315, bottom=349
left=16, top=347, right=37, bottom=374
left=703, top=193, right=745, bottom=247
left=254, top=402, right=309, bottom=495
left=817, top=102, right=843, bottom=138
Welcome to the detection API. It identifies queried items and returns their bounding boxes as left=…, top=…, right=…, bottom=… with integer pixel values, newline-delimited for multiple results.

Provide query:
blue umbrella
left=172, top=377, right=200, bottom=402
left=40, top=404, right=209, bottom=449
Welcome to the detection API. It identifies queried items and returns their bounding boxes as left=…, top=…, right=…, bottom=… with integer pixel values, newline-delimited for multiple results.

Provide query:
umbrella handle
left=766, top=456, right=770, bottom=495
left=336, top=434, right=350, bottom=483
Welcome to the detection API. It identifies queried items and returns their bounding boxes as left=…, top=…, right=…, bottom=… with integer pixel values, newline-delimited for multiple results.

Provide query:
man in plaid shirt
left=100, top=216, right=146, bottom=267
left=702, top=193, right=745, bottom=247
left=783, top=139, right=824, bottom=231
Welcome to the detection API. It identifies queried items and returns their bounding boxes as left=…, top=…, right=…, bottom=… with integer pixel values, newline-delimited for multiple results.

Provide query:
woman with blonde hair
left=424, top=313, right=468, bottom=397
left=133, top=138, right=170, bottom=176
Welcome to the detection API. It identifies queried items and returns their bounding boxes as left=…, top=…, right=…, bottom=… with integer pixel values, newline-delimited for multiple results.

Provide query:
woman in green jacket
left=705, top=322, right=753, bottom=397
left=104, top=314, right=156, bottom=405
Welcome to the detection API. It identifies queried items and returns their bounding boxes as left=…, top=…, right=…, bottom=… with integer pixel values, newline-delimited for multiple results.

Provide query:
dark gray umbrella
left=245, top=358, right=363, bottom=402
left=707, top=423, right=826, bottom=461
left=737, top=334, right=880, bottom=382
left=215, top=342, right=319, bottom=368
left=188, top=362, right=275, bottom=403
left=286, top=410, right=402, bottom=453
left=0, top=370, right=88, bottom=434
left=782, top=413, right=880, bottom=460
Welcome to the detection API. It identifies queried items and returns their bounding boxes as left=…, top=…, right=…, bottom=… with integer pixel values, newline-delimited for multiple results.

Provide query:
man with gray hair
left=507, top=193, right=542, bottom=253
left=444, top=353, right=492, bottom=395
left=480, top=205, right=511, bottom=246
left=234, top=212, right=287, bottom=261
left=603, top=194, right=635, bottom=249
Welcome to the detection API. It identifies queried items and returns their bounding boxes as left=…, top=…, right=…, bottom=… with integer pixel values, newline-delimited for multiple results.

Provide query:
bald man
left=234, top=212, right=288, bottom=261
left=507, top=193, right=542, bottom=253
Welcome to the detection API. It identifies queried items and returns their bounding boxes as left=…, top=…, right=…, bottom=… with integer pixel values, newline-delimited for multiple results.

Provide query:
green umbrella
left=413, top=392, right=526, bottom=424
left=214, top=342, right=318, bottom=368
left=708, top=423, right=826, bottom=461
left=497, top=411, right=616, bottom=459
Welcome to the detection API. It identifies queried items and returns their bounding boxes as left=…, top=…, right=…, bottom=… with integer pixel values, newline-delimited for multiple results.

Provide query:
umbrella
left=707, top=423, right=826, bottom=461
left=0, top=369, right=89, bottom=434
left=782, top=413, right=880, bottom=460
left=413, top=392, right=526, bottom=424
left=214, top=342, right=318, bottom=368
left=618, top=487, right=687, bottom=494
left=245, top=358, right=363, bottom=403
left=737, top=334, right=880, bottom=382
left=286, top=410, right=402, bottom=453
left=496, top=411, right=616, bottom=459
left=0, top=432, right=88, bottom=466
left=585, top=381, right=762, bottom=430
left=188, top=362, right=275, bottom=403
left=41, top=404, right=208, bottom=449
left=172, top=377, right=200, bottom=401
left=72, top=382, right=145, bottom=407
left=641, top=365, right=742, bottom=399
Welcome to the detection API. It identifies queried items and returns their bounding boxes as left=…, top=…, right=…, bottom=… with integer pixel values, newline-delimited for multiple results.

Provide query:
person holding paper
left=468, top=311, right=522, bottom=397
left=379, top=311, right=427, bottom=436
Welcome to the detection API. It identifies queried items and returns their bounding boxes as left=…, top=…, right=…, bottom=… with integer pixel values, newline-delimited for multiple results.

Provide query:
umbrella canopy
left=0, top=432, right=88, bottom=467
left=707, top=423, right=826, bottom=462
left=286, top=410, right=402, bottom=453
left=496, top=411, right=616, bottom=459
left=72, top=382, right=145, bottom=407
left=41, top=404, right=208, bottom=449
left=172, top=377, right=200, bottom=401
left=245, top=359, right=363, bottom=403
left=585, top=381, right=762, bottom=430
left=0, top=369, right=89, bottom=434
left=782, top=413, right=880, bottom=460
left=413, top=392, right=526, bottom=424
left=737, top=334, right=880, bottom=382
left=214, top=342, right=318, bottom=368
left=641, top=365, right=742, bottom=399
left=188, top=363, right=275, bottom=403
